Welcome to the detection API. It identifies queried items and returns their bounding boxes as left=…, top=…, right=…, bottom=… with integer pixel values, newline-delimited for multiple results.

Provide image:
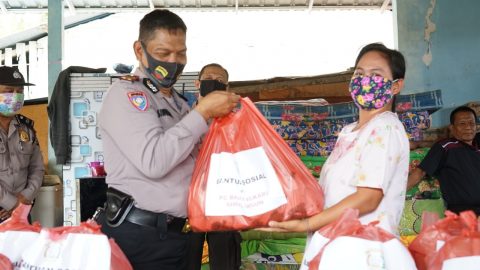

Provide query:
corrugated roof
left=0, top=0, right=391, bottom=12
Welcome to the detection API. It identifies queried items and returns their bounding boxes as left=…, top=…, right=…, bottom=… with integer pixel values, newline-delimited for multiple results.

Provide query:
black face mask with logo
left=141, top=43, right=185, bottom=89
left=199, top=80, right=227, bottom=97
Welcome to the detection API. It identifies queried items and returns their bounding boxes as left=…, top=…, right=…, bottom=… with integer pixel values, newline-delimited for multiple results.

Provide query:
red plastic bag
left=39, top=221, right=133, bottom=270
left=0, top=205, right=132, bottom=270
left=0, top=204, right=41, bottom=232
left=307, top=209, right=398, bottom=270
left=0, top=254, right=12, bottom=270
left=188, top=97, right=324, bottom=231
left=428, top=232, right=480, bottom=270
left=409, top=210, right=478, bottom=270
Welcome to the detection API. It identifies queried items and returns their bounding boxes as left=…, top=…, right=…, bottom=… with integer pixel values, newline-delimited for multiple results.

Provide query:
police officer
left=187, top=63, right=241, bottom=270
left=0, top=66, right=45, bottom=222
left=97, top=10, right=240, bottom=270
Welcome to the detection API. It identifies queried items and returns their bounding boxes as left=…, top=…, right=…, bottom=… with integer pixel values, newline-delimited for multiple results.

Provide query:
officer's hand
left=17, top=194, right=32, bottom=205
left=195, top=91, right=240, bottom=120
left=0, top=209, right=12, bottom=220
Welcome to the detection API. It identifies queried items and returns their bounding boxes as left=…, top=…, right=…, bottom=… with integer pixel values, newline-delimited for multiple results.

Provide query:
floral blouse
left=319, top=111, right=409, bottom=235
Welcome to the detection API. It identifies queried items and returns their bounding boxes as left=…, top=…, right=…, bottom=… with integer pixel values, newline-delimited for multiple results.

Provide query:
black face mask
left=199, top=80, right=227, bottom=97
left=141, top=43, right=185, bottom=89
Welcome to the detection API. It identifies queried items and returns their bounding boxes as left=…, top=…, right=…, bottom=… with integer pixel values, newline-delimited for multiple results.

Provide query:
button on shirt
left=0, top=117, right=44, bottom=210
left=99, top=68, right=208, bottom=217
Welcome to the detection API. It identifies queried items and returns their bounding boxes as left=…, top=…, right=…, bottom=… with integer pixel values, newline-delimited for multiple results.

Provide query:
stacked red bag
left=0, top=205, right=132, bottom=270
left=303, top=208, right=416, bottom=270
left=409, top=210, right=480, bottom=270
left=188, top=98, right=324, bottom=231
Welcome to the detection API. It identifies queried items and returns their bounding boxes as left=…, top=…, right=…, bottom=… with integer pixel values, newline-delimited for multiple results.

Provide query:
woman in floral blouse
left=268, top=43, right=410, bottom=235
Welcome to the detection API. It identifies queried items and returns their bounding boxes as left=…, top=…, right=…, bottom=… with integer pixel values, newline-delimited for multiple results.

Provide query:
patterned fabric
left=269, top=118, right=356, bottom=140
left=284, top=138, right=336, bottom=156
left=300, top=156, right=327, bottom=178
left=0, top=92, right=24, bottom=116
left=395, top=89, right=443, bottom=113
left=398, top=198, right=445, bottom=236
left=255, top=90, right=442, bottom=122
left=398, top=111, right=431, bottom=141
left=349, top=75, right=394, bottom=110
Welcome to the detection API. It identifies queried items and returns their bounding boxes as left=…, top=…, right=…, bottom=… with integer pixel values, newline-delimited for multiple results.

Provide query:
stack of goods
left=256, top=90, right=443, bottom=156
left=255, top=99, right=357, bottom=157
left=395, top=89, right=443, bottom=141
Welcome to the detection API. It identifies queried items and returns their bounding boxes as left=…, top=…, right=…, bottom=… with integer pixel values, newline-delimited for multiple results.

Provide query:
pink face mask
left=349, top=75, right=396, bottom=110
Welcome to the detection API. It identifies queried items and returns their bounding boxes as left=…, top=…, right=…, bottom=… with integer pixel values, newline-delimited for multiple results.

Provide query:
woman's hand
left=267, top=219, right=308, bottom=232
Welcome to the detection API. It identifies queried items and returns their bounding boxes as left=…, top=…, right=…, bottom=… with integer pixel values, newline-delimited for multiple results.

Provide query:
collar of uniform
left=449, top=137, right=480, bottom=151
left=7, top=116, right=19, bottom=138
left=134, top=67, right=189, bottom=115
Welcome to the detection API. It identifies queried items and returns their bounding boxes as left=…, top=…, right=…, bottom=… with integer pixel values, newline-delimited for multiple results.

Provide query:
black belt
left=125, top=205, right=188, bottom=233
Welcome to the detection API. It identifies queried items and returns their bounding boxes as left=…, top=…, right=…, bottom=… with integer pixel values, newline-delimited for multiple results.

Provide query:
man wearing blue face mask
left=97, top=9, right=240, bottom=270
left=0, top=66, right=45, bottom=222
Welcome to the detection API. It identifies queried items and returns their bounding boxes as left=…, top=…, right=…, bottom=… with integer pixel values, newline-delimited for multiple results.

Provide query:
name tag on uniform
left=157, top=109, right=172, bottom=118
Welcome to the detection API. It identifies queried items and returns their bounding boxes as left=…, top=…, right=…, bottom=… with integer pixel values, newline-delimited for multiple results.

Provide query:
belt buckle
left=181, top=218, right=191, bottom=233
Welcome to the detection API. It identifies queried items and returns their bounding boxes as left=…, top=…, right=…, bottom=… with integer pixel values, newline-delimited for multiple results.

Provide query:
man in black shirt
left=407, top=106, right=480, bottom=215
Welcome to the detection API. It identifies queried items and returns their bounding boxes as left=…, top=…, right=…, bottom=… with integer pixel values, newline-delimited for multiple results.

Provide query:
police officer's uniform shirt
left=419, top=138, right=480, bottom=208
left=99, top=68, right=208, bottom=218
left=0, top=116, right=45, bottom=210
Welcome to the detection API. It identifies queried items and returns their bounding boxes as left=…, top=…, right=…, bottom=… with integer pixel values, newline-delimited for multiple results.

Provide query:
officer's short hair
left=450, top=106, right=478, bottom=125
left=139, top=9, right=187, bottom=43
left=198, top=63, right=229, bottom=81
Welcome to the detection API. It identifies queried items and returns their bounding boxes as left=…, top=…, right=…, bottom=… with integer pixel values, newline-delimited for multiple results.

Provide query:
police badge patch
left=127, top=92, right=149, bottom=111
left=19, top=129, right=30, bottom=142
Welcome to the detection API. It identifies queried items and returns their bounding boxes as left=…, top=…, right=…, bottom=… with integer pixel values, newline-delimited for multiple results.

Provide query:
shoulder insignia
left=15, top=114, right=34, bottom=128
left=120, top=75, right=140, bottom=82
left=143, top=78, right=159, bottom=94
left=15, top=114, right=37, bottom=143
left=127, top=91, right=149, bottom=111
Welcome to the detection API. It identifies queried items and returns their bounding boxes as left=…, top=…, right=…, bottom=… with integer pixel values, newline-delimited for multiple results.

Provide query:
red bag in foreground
left=0, top=205, right=132, bottom=270
left=304, top=209, right=416, bottom=270
left=0, top=254, right=12, bottom=270
left=409, top=210, right=480, bottom=270
left=0, top=204, right=41, bottom=233
left=188, top=97, right=324, bottom=231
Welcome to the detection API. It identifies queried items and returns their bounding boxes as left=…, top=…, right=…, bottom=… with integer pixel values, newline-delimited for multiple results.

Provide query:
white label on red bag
left=0, top=231, right=39, bottom=264
left=18, top=231, right=111, bottom=270
left=442, top=256, right=480, bottom=270
left=205, top=146, right=287, bottom=217
left=317, top=237, right=416, bottom=270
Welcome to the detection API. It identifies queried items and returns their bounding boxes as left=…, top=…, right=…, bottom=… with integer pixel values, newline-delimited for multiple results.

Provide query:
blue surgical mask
left=141, top=43, right=185, bottom=89
left=0, top=92, right=24, bottom=117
